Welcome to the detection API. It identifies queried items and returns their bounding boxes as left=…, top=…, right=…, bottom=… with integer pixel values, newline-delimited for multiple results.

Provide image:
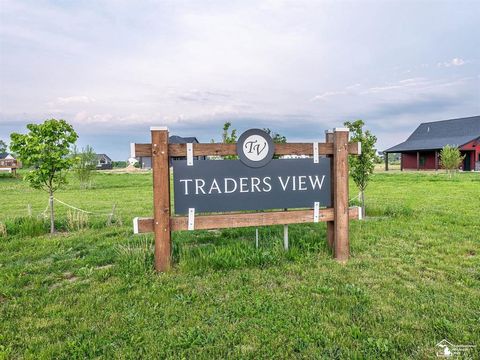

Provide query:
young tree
left=344, top=120, right=377, bottom=218
left=440, top=145, right=465, bottom=178
left=0, top=139, right=7, bottom=153
left=222, top=122, right=237, bottom=143
left=10, top=119, right=78, bottom=233
left=71, top=145, right=97, bottom=189
left=263, top=128, right=287, bottom=144
left=222, top=122, right=238, bottom=159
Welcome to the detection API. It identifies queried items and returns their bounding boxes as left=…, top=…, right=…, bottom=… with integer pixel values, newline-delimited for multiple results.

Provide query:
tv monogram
left=237, top=129, right=275, bottom=168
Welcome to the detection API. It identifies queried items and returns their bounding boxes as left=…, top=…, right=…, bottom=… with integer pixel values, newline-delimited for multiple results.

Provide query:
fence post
left=333, top=128, right=349, bottom=262
left=151, top=127, right=172, bottom=272
left=325, top=130, right=334, bottom=250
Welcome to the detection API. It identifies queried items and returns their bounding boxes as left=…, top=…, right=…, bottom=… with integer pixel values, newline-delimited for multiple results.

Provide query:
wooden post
left=325, top=130, right=334, bottom=249
left=435, top=150, right=438, bottom=171
left=283, top=225, right=289, bottom=250
left=385, top=152, right=389, bottom=171
left=333, top=128, right=349, bottom=262
left=400, top=153, right=403, bottom=171
left=151, top=127, right=172, bottom=272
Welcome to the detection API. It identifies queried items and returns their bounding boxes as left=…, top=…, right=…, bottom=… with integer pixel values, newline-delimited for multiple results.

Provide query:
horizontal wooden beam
left=133, top=206, right=361, bottom=233
left=132, top=142, right=361, bottom=157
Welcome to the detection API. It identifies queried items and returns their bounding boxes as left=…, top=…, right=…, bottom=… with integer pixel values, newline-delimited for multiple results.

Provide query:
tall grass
left=66, top=210, right=89, bottom=231
left=0, top=222, right=7, bottom=238
left=115, top=236, right=155, bottom=274
left=4, top=217, right=48, bottom=237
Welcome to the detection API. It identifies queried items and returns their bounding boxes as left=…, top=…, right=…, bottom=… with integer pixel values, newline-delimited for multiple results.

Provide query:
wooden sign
left=132, top=127, right=362, bottom=272
left=173, top=158, right=331, bottom=213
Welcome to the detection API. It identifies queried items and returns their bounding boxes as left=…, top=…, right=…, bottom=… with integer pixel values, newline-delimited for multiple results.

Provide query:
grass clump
left=0, top=221, right=7, bottom=237
left=4, top=216, right=48, bottom=237
left=66, top=210, right=89, bottom=231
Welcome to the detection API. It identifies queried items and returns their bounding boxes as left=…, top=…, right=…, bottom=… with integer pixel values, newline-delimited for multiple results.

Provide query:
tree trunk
left=49, top=191, right=55, bottom=233
left=361, top=191, right=366, bottom=218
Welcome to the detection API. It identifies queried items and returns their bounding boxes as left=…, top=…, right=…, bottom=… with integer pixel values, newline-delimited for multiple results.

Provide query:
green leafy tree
left=10, top=119, right=78, bottom=233
left=344, top=120, right=377, bottom=218
left=263, top=128, right=287, bottom=159
left=222, top=122, right=238, bottom=159
left=71, top=145, right=97, bottom=189
left=263, top=128, right=287, bottom=144
left=0, top=139, right=7, bottom=153
left=440, top=145, right=465, bottom=178
left=222, top=122, right=237, bottom=144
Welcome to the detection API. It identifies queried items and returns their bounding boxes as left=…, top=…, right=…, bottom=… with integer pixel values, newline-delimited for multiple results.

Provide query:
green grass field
left=0, top=170, right=479, bottom=359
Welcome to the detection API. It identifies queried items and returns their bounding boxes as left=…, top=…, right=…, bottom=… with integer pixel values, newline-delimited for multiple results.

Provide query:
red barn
left=384, top=116, right=480, bottom=171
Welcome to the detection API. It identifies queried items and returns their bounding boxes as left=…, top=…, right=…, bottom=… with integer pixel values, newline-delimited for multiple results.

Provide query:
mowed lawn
left=0, top=170, right=479, bottom=359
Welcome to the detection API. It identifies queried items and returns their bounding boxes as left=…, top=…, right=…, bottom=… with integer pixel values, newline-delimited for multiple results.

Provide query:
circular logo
left=237, top=129, right=275, bottom=168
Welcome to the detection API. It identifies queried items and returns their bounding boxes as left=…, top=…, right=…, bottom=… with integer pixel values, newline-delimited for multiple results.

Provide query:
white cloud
left=311, top=91, right=346, bottom=102
left=57, top=96, right=95, bottom=104
left=437, top=58, right=467, bottom=67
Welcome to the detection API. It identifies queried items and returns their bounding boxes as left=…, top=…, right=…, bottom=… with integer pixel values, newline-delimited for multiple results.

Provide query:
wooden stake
left=325, top=130, right=334, bottom=250
left=107, top=204, right=116, bottom=225
left=333, top=128, right=349, bottom=262
left=152, top=127, right=172, bottom=272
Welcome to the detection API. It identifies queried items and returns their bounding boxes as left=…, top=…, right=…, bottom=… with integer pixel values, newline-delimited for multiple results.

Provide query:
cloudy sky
left=1, top=0, right=479, bottom=159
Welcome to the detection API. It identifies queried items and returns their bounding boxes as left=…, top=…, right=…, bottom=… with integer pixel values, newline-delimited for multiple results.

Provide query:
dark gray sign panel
left=173, top=158, right=331, bottom=214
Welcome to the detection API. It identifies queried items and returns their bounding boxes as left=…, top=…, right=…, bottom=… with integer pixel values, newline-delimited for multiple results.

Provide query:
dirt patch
left=63, top=272, right=79, bottom=282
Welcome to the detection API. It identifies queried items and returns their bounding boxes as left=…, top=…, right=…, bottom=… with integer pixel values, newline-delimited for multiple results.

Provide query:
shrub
left=440, top=145, right=465, bottom=178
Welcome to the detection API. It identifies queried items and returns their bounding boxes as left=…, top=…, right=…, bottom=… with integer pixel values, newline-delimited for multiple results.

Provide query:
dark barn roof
left=169, top=136, right=199, bottom=144
left=385, top=116, right=480, bottom=153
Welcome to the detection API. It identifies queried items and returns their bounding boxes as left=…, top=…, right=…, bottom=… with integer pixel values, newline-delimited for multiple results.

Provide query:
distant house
left=95, top=153, right=113, bottom=170
left=0, top=153, right=20, bottom=174
left=384, top=116, right=480, bottom=171
left=136, top=135, right=205, bottom=169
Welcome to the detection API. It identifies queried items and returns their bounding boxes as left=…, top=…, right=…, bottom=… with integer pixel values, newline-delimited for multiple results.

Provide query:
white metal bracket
left=188, top=208, right=195, bottom=230
left=187, top=143, right=194, bottom=166
left=313, top=142, right=319, bottom=163
left=313, top=202, right=320, bottom=223
left=133, top=217, right=139, bottom=234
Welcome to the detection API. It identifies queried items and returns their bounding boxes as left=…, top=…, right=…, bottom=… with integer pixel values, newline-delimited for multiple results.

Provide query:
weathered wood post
left=325, top=129, right=335, bottom=249
left=151, top=126, right=172, bottom=272
left=333, top=128, right=349, bottom=262
left=384, top=152, right=389, bottom=171
left=416, top=151, right=420, bottom=171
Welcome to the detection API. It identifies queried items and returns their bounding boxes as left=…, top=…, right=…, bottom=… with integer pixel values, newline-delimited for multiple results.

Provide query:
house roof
left=169, top=136, right=199, bottom=144
left=384, top=115, right=480, bottom=153
left=95, top=153, right=112, bottom=161
left=0, top=153, right=13, bottom=159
